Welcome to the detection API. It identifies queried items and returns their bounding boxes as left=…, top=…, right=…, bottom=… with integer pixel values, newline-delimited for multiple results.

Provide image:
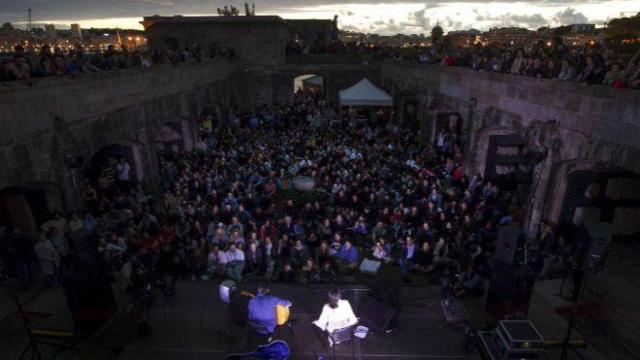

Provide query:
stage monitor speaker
left=494, top=224, right=524, bottom=265
left=61, top=264, right=116, bottom=335
left=357, top=296, right=399, bottom=333
left=485, top=263, right=536, bottom=320
left=370, top=279, right=400, bottom=306
left=219, top=279, right=236, bottom=304
left=574, top=222, right=612, bottom=270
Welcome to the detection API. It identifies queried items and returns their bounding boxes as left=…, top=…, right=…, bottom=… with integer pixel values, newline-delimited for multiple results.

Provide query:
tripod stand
left=559, top=253, right=606, bottom=360
left=200, top=283, right=235, bottom=351
left=8, top=281, right=79, bottom=360
left=15, top=289, right=44, bottom=360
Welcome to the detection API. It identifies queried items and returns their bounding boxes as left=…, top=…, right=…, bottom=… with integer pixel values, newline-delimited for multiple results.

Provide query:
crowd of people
left=2, top=91, right=579, bottom=309
left=0, top=44, right=234, bottom=82
left=5, top=36, right=639, bottom=91
left=289, top=35, right=640, bottom=90
left=400, top=41, right=640, bottom=89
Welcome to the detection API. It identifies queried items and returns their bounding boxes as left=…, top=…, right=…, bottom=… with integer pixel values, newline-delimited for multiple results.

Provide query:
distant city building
left=484, top=27, right=536, bottom=46
left=45, top=24, right=56, bottom=40
left=71, top=23, right=82, bottom=39
left=563, top=25, right=604, bottom=46
left=445, top=29, right=481, bottom=48
left=570, top=24, right=596, bottom=33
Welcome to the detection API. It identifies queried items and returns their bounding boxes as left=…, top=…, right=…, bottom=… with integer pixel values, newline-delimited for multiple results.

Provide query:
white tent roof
left=303, top=76, right=324, bottom=86
left=339, top=78, right=393, bottom=107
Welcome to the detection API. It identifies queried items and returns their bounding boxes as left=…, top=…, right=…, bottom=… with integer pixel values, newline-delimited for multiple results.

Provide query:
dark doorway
left=0, top=187, right=49, bottom=237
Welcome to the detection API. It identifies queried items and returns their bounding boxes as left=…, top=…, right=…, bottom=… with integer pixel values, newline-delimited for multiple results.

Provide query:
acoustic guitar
left=241, top=291, right=290, bottom=326
left=225, top=339, right=290, bottom=360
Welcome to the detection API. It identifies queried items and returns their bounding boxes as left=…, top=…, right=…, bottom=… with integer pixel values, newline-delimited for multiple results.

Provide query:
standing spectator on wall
left=602, top=62, right=627, bottom=88
left=626, top=52, right=640, bottom=89
left=557, top=58, right=577, bottom=81
left=575, top=55, right=605, bottom=84
left=542, top=58, right=559, bottom=79
left=4, top=55, right=31, bottom=80
left=510, top=49, right=526, bottom=75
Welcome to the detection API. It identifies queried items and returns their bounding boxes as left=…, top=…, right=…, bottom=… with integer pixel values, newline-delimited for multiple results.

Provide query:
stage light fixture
left=219, top=279, right=236, bottom=304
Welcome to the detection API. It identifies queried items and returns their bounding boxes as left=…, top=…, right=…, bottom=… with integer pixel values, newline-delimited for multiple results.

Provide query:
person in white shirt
left=313, top=288, right=358, bottom=347
left=226, top=243, right=245, bottom=282
left=116, top=157, right=131, bottom=182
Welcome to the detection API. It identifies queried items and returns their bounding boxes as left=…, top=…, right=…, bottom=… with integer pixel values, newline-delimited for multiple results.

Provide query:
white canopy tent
left=339, top=78, right=393, bottom=107
left=303, top=76, right=324, bottom=86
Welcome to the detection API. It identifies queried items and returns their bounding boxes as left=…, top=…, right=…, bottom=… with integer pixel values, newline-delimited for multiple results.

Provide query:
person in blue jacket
left=248, top=283, right=292, bottom=334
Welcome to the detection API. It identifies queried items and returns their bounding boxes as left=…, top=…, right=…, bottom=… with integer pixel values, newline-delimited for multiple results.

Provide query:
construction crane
left=27, top=8, right=32, bottom=38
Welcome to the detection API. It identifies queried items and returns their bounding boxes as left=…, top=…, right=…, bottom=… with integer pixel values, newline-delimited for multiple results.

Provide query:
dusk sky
left=1, top=0, right=638, bottom=34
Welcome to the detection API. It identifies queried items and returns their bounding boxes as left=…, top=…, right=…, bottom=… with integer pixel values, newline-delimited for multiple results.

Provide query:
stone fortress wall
left=0, top=59, right=236, bottom=213
left=381, top=62, right=640, bottom=234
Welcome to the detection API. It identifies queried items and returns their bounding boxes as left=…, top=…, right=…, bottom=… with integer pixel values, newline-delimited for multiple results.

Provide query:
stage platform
left=118, top=281, right=477, bottom=360
left=0, top=276, right=617, bottom=359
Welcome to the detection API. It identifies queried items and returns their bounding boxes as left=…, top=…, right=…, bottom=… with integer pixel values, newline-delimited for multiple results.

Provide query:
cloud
left=403, top=7, right=431, bottom=29
left=552, top=8, right=588, bottom=24
left=0, top=0, right=621, bottom=35
left=369, top=18, right=404, bottom=34
left=476, top=12, right=549, bottom=28
left=397, top=4, right=445, bottom=32
left=133, top=0, right=176, bottom=5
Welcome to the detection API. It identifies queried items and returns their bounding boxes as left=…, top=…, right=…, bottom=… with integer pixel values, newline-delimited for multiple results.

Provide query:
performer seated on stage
left=313, top=287, right=358, bottom=347
left=247, top=283, right=292, bottom=334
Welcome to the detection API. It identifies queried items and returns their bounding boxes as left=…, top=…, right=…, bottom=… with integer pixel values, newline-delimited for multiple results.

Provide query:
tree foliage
left=605, top=12, right=640, bottom=42
left=217, top=5, right=240, bottom=16
left=431, top=24, right=444, bottom=45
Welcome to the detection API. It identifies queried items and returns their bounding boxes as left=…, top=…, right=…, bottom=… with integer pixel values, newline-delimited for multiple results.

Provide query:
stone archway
left=467, top=125, right=521, bottom=178
left=88, top=142, right=145, bottom=190
left=545, top=160, right=640, bottom=241
left=157, top=120, right=191, bottom=153
left=395, top=89, right=417, bottom=127
left=0, top=186, right=51, bottom=238
left=432, top=111, right=465, bottom=153
left=293, top=74, right=325, bottom=96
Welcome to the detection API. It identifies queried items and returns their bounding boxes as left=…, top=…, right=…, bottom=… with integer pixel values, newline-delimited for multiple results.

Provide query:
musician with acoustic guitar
left=247, top=283, right=292, bottom=335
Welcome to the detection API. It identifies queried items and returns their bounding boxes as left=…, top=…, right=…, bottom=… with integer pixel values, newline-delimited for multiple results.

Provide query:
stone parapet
left=382, top=61, right=640, bottom=156
left=0, top=59, right=236, bottom=145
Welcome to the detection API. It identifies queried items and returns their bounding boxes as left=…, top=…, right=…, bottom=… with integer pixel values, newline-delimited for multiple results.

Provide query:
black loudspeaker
left=574, top=222, right=612, bottom=270
left=370, top=279, right=400, bottom=306
left=493, top=224, right=525, bottom=266
left=61, top=264, right=117, bottom=334
left=485, top=263, right=536, bottom=320
left=67, top=230, right=100, bottom=269
left=357, top=296, right=399, bottom=332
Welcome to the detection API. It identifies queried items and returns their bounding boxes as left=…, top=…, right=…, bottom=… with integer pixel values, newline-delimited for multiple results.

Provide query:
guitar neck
left=226, top=354, right=257, bottom=360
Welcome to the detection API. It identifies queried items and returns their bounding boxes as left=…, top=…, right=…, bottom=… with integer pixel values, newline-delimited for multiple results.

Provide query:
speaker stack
left=61, top=231, right=116, bottom=335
